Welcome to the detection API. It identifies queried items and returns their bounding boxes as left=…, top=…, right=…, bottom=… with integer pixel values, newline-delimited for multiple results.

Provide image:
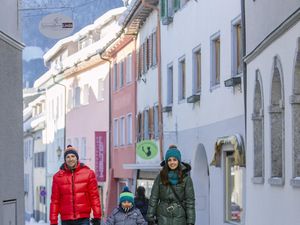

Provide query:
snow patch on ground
left=25, top=218, right=49, bottom=225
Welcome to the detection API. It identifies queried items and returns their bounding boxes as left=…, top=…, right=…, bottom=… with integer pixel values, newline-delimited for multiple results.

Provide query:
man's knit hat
left=165, top=144, right=181, bottom=162
left=64, top=145, right=79, bottom=161
left=119, top=186, right=134, bottom=204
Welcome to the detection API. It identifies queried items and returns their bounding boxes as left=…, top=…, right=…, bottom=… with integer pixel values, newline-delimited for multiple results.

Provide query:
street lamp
left=56, top=146, right=62, bottom=160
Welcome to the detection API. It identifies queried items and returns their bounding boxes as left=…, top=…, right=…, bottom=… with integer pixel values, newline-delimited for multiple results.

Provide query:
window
left=211, top=33, right=221, bottom=87
left=83, top=84, right=89, bottom=105
left=127, top=114, right=132, bottom=144
left=269, top=57, right=284, bottom=186
left=232, top=19, right=242, bottom=76
left=114, top=119, right=118, bottom=146
left=193, top=47, right=201, bottom=94
left=126, top=54, right=132, bottom=84
left=79, top=35, right=92, bottom=49
left=252, top=71, right=264, bottom=184
left=167, top=64, right=173, bottom=105
left=67, top=138, right=72, bottom=146
left=144, top=109, right=149, bottom=140
left=74, top=86, right=81, bottom=107
left=81, top=137, right=86, bottom=160
left=120, top=117, right=125, bottom=145
left=225, top=152, right=243, bottom=223
left=113, top=63, right=118, bottom=91
left=291, top=39, right=300, bottom=186
left=154, top=105, right=159, bottom=139
left=152, top=31, right=157, bottom=66
left=68, top=89, right=73, bottom=109
left=34, top=152, right=45, bottom=168
left=74, top=138, right=79, bottom=149
left=120, top=61, right=125, bottom=88
left=178, top=57, right=186, bottom=101
left=98, top=79, right=104, bottom=101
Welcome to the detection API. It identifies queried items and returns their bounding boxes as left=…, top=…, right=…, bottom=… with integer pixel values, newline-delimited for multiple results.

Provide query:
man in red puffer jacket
left=50, top=145, right=101, bottom=225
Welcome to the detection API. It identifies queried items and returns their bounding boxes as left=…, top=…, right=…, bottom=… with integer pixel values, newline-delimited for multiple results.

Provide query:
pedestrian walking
left=134, top=186, right=149, bottom=220
left=50, top=145, right=101, bottom=225
left=146, top=145, right=196, bottom=225
left=103, top=186, right=147, bottom=225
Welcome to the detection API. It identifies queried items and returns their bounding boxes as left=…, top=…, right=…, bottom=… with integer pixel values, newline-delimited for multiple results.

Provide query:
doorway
left=192, top=144, right=210, bottom=225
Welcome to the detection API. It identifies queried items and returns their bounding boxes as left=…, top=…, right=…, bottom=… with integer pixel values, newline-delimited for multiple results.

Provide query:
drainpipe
left=141, top=0, right=164, bottom=161
left=241, top=0, right=247, bottom=140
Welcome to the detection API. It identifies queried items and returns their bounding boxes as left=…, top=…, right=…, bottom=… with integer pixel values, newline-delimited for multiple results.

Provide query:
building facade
left=0, top=0, right=25, bottom=224
left=160, top=0, right=244, bottom=225
left=34, top=7, right=126, bottom=221
left=244, top=2, right=300, bottom=225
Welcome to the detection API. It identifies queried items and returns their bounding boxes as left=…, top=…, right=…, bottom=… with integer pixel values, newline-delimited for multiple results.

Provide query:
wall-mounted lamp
left=56, top=146, right=62, bottom=160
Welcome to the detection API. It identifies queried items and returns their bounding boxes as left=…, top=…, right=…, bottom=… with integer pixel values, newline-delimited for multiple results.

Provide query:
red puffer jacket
left=50, top=163, right=101, bottom=224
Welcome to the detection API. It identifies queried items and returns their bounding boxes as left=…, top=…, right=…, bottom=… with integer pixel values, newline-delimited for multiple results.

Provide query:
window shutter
left=136, top=49, right=140, bottom=80
left=147, top=37, right=150, bottom=70
left=149, top=107, right=154, bottom=139
left=136, top=113, right=141, bottom=142
left=141, top=112, right=144, bottom=140
left=149, top=34, right=153, bottom=67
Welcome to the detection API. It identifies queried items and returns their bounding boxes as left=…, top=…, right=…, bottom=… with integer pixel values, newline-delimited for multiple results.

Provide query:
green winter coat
left=146, top=162, right=195, bottom=225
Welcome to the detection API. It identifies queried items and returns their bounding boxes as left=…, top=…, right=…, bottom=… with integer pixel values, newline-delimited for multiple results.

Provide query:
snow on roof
left=43, top=6, right=126, bottom=63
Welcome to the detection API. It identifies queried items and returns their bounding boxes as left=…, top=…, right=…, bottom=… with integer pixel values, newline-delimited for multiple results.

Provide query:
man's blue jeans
left=62, top=218, right=90, bottom=225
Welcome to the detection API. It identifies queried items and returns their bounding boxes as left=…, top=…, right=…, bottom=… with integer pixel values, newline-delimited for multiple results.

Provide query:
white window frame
left=192, top=45, right=201, bottom=94
left=114, top=118, right=119, bottom=147
left=144, top=109, right=149, bottom=140
left=98, top=78, right=104, bottom=101
left=81, top=137, right=87, bottom=160
left=152, top=31, right=157, bottom=67
left=210, top=31, right=221, bottom=90
left=127, top=113, right=133, bottom=145
left=126, top=54, right=132, bottom=84
left=154, top=104, right=159, bottom=139
left=120, top=117, right=125, bottom=146
left=231, top=16, right=242, bottom=76
left=178, top=56, right=186, bottom=102
left=113, top=63, right=118, bottom=91
left=82, top=84, right=89, bottom=105
left=120, top=61, right=124, bottom=88
left=167, top=63, right=174, bottom=105
left=224, top=148, right=243, bottom=224
left=74, top=86, right=81, bottom=107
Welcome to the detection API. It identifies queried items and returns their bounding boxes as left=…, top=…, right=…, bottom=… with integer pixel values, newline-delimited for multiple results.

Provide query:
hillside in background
left=20, top=0, right=123, bottom=87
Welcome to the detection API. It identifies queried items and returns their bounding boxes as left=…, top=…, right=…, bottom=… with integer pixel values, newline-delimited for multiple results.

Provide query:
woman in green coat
left=146, top=145, right=195, bottom=225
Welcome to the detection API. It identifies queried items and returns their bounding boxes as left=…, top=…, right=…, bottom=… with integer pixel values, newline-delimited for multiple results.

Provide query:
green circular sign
left=136, top=140, right=158, bottom=160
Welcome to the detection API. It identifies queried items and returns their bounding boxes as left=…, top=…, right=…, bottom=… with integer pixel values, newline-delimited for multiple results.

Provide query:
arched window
left=252, top=70, right=264, bottom=184
left=291, top=37, right=300, bottom=187
left=268, top=56, right=285, bottom=186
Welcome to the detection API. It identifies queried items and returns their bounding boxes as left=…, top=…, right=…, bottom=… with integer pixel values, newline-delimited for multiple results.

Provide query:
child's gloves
left=91, top=218, right=101, bottom=225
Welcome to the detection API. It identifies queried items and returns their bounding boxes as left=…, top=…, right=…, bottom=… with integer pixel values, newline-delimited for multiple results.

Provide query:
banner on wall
left=95, top=131, right=106, bottom=182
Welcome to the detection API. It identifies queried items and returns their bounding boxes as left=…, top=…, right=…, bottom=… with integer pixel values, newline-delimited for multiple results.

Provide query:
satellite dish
left=39, top=13, right=74, bottom=39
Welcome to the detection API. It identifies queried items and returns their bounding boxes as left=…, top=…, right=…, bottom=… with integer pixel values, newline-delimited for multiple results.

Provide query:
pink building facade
left=105, top=36, right=137, bottom=214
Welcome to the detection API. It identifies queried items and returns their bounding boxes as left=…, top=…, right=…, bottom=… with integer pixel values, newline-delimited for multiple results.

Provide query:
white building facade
left=244, top=2, right=300, bottom=225
left=0, top=0, right=25, bottom=224
left=160, top=1, right=244, bottom=225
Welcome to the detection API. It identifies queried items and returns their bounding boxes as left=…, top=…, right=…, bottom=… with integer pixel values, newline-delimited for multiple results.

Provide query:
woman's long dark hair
left=160, top=162, right=183, bottom=186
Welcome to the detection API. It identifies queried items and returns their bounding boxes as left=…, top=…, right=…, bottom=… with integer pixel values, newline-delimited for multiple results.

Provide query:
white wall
left=246, top=21, right=300, bottom=225
left=0, top=0, right=21, bottom=41
left=136, top=11, right=159, bottom=112
left=161, top=0, right=243, bottom=134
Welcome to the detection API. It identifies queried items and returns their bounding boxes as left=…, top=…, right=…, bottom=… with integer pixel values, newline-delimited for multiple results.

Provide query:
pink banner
left=95, top=131, right=106, bottom=182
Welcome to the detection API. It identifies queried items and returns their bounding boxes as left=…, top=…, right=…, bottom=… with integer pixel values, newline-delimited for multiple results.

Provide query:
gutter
left=241, top=0, right=247, bottom=141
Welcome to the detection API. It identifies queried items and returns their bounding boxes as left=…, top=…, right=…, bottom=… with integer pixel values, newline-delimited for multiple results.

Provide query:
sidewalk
left=26, top=218, right=49, bottom=225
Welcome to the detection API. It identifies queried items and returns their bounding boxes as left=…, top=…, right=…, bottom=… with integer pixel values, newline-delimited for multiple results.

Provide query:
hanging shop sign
left=136, top=140, right=158, bottom=160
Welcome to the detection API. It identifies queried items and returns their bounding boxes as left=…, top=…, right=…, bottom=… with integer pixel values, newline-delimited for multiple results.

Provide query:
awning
left=123, top=163, right=161, bottom=171
left=210, top=133, right=245, bottom=167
